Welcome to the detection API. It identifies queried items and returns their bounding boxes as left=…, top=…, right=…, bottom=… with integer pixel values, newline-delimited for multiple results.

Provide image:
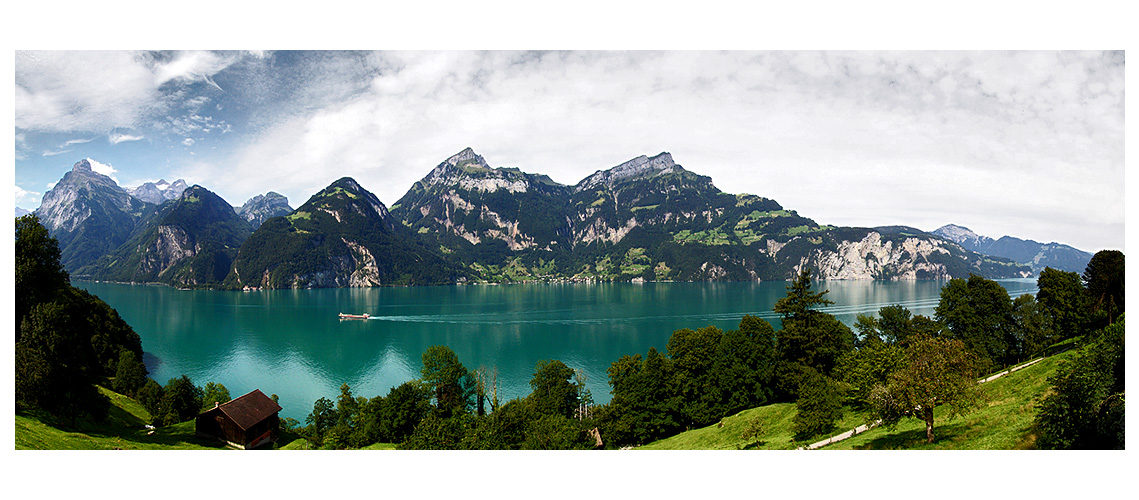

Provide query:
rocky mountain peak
left=932, top=224, right=990, bottom=248
left=576, top=152, right=680, bottom=191
left=72, top=159, right=93, bottom=172
left=443, top=147, right=485, bottom=167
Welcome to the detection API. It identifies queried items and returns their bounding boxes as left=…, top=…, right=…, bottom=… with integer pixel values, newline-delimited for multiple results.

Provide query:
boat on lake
left=338, top=312, right=370, bottom=320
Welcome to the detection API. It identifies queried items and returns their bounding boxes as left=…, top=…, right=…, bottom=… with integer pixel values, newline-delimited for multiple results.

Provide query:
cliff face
left=794, top=232, right=955, bottom=280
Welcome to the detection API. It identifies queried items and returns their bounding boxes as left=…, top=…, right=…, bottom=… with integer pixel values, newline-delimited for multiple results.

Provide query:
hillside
left=80, top=185, right=253, bottom=287
left=228, top=177, right=456, bottom=288
left=15, top=387, right=221, bottom=450
left=639, top=348, right=1075, bottom=450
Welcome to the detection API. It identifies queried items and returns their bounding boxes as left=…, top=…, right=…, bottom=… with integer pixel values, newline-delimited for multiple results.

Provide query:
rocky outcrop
left=796, top=232, right=955, bottom=280
left=140, top=225, right=200, bottom=279
left=576, top=152, right=685, bottom=192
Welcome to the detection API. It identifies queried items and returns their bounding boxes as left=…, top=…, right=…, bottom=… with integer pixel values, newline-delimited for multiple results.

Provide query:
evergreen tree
left=792, top=368, right=843, bottom=441
left=1083, top=250, right=1124, bottom=326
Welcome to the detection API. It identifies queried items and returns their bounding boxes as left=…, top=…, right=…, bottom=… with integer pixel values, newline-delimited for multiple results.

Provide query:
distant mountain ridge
left=931, top=224, right=1092, bottom=274
left=32, top=150, right=1043, bottom=289
left=127, top=179, right=188, bottom=205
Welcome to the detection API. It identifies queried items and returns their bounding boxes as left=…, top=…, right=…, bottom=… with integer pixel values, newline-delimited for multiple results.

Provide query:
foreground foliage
left=1034, top=316, right=1125, bottom=449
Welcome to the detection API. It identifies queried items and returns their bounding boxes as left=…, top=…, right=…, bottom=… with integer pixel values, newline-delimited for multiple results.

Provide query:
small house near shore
left=195, top=389, right=282, bottom=449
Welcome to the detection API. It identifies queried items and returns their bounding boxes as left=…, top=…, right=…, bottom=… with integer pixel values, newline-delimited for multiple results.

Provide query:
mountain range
left=29, top=150, right=1073, bottom=289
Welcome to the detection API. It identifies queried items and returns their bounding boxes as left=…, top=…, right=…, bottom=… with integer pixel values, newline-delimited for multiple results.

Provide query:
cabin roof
left=212, top=389, right=282, bottom=430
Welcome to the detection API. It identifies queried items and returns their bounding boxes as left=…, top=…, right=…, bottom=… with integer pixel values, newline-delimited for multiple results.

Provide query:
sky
left=13, top=50, right=1126, bottom=253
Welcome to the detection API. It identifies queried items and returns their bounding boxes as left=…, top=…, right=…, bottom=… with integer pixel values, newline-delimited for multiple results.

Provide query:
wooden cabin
left=195, top=389, right=283, bottom=449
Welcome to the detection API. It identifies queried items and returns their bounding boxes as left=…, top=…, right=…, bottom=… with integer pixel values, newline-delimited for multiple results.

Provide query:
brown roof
left=214, top=389, right=282, bottom=430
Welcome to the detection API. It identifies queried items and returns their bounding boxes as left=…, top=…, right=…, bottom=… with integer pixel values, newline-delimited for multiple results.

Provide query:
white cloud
left=15, top=51, right=242, bottom=134
left=64, top=137, right=94, bottom=146
left=183, top=138, right=195, bottom=146
left=151, top=51, right=237, bottom=87
left=15, top=185, right=41, bottom=202
left=16, top=51, right=161, bottom=132
left=85, top=158, right=119, bottom=182
left=46, top=182, right=56, bottom=190
left=42, top=148, right=72, bottom=157
left=109, top=133, right=145, bottom=144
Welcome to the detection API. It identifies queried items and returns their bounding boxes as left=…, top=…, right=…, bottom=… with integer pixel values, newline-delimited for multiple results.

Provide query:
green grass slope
left=15, top=386, right=224, bottom=450
left=639, top=349, right=1074, bottom=450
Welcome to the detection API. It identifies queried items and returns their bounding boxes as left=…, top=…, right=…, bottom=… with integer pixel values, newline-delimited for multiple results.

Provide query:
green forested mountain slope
left=228, top=177, right=456, bottom=288
left=80, top=185, right=253, bottom=287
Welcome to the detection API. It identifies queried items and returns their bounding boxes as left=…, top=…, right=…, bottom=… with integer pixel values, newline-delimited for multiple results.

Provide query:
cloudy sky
left=13, top=49, right=1125, bottom=252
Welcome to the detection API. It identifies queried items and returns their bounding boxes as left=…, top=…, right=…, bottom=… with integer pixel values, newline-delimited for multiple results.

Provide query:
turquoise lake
left=76, top=279, right=1038, bottom=422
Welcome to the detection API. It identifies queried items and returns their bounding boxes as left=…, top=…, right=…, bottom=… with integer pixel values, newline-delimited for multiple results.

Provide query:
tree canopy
left=868, top=335, right=983, bottom=443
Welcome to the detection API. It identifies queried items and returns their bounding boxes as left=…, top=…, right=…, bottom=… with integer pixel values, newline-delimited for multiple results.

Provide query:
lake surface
left=76, top=279, right=1038, bottom=421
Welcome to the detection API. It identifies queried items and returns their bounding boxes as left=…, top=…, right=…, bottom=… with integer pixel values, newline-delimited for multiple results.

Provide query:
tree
left=15, top=215, right=69, bottom=336
left=137, top=379, right=164, bottom=419
left=934, top=275, right=1017, bottom=372
left=598, top=347, right=682, bottom=446
left=528, top=360, right=579, bottom=418
left=1011, top=294, right=1056, bottom=359
left=877, top=304, right=915, bottom=345
left=15, top=301, right=108, bottom=424
left=774, top=269, right=854, bottom=399
left=305, top=396, right=338, bottom=447
left=792, top=368, right=843, bottom=441
left=199, top=381, right=231, bottom=411
left=712, top=315, right=778, bottom=416
left=773, top=267, right=834, bottom=328
left=420, top=345, right=475, bottom=417
left=1035, top=267, right=1089, bottom=339
left=835, top=337, right=905, bottom=408
left=379, top=381, right=432, bottom=444
left=1083, top=250, right=1124, bottom=326
left=1035, top=317, right=1125, bottom=449
left=113, top=350, right=149, bottom=397
left=160, top=375, right=203, bottom=426
left=667, top=325, right=724, bottom=426
left=868, top=335, right=983, bottom=444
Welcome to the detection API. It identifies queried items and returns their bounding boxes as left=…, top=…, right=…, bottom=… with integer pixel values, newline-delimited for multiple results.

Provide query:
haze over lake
left=77, top=279, right=1038, bottom=421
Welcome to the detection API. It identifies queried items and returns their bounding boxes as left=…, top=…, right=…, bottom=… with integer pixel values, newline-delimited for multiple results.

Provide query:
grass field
left=639, top=403, right=871, bottom=450
left=640, top=348, right=1075, bottom=451
left=15, top=387, right=222, bottom=450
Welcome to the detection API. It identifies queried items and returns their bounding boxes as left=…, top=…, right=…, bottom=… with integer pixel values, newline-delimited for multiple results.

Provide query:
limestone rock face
left=799, top=232, right=955, bottom=280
